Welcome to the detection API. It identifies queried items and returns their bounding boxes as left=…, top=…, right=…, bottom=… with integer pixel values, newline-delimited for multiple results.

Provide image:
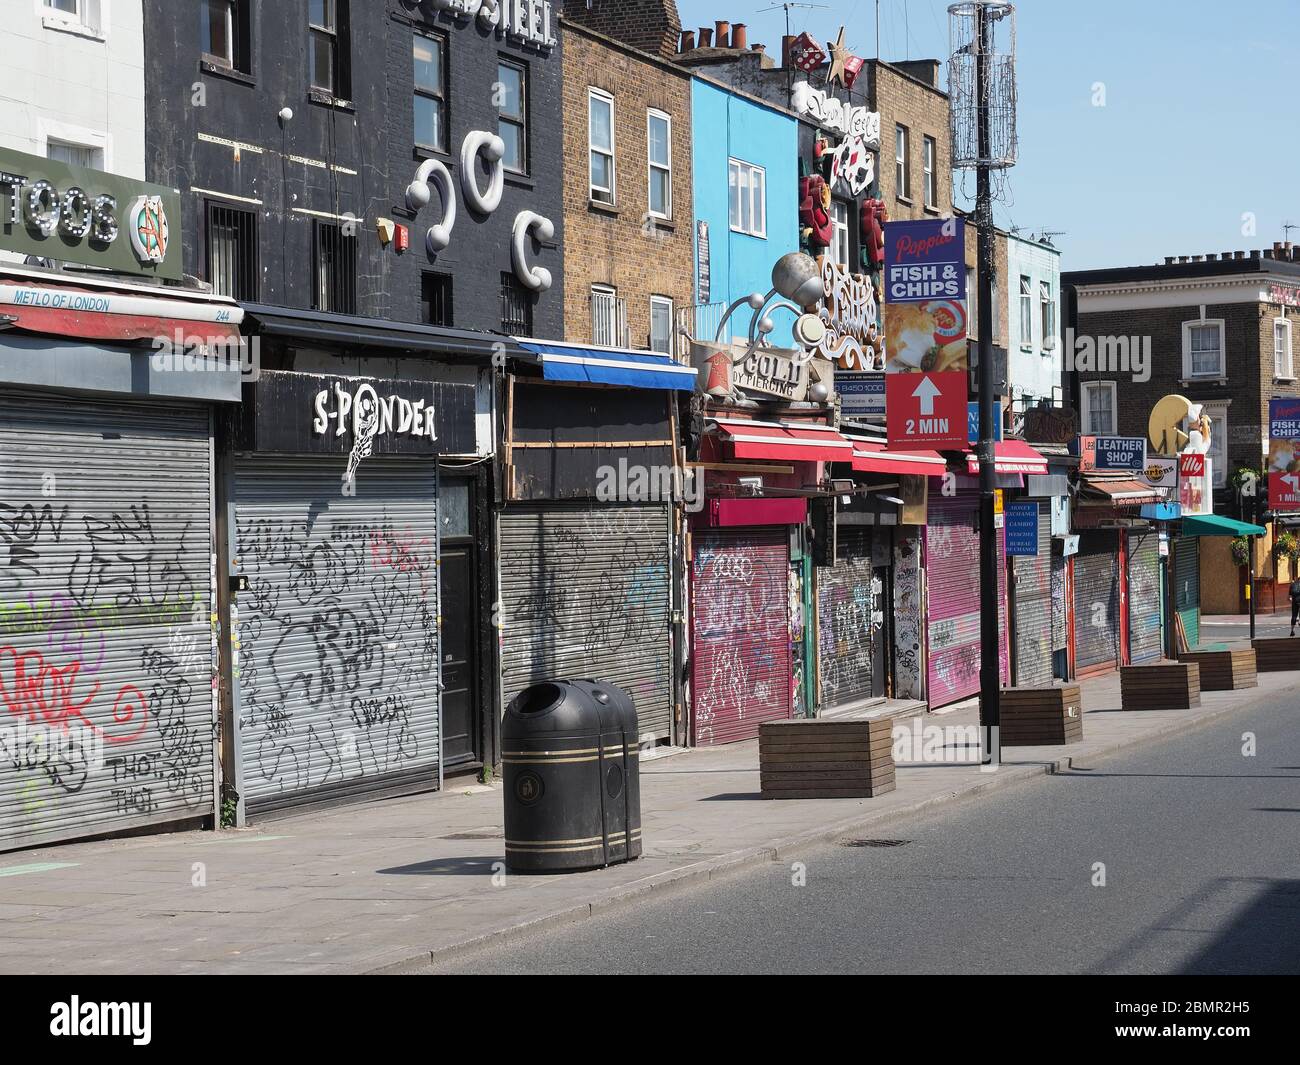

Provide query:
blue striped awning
left=517, top=339, right=698, bottom=391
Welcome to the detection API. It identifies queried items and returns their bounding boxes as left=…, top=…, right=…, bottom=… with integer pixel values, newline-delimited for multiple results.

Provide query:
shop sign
left=967, top=402, right=1003, bottom=444
left=1140, top=454, right=1177, bottom=491
left=696, top=220, right=711, bottom=304
left=1178, top=451, right=1212, bottom=516
left=815, top=257, right=882, bottom=370
left=419, top=1, right=557, bottom=50
left=1005, top=501, right=1039, bottom=556
left=1022, top=405, right=1078, bottom=445
left=883, top=219, right=966, bottom=304
left=1269, top=284, right=1300, bottom=309
left=0, top=145, right=182, bottom=279
left=837, top=371, right=885, bottom=417
left=1093, top=435, right=1146, bottom=472
left=1268, top=397, right=1300, bottom=512
left=692, top=340, right=833, bottom=403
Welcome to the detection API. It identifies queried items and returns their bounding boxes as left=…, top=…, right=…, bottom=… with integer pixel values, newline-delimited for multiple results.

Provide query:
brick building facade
left=559, top=17, right=694, bottom=351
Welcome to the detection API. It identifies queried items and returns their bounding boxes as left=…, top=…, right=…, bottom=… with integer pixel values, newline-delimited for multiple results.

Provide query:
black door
left=439, top=477, right=482, bottom=768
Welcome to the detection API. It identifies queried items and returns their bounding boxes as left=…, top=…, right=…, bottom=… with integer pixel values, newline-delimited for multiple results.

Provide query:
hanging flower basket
left=1230, top=536, right=1251, bottom=568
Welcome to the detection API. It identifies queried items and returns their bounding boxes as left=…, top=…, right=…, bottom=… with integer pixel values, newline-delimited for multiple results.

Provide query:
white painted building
left=1006, top=232, right=1064, bottom=418
left=0, top=0, right=144, bottom=176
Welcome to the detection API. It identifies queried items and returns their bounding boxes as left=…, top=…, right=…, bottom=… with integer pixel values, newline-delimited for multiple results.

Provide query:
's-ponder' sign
left=1093, top=435, right=1146, bottom=472
left=883, top=219, right=965, bottom=304
left=1268, top=397, right=1300, bottom=512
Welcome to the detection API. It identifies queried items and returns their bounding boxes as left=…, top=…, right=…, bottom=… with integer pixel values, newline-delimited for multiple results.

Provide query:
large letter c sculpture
left=513, top=211, right=554, bottom=292
left=405, top=157, right=456, bottom=253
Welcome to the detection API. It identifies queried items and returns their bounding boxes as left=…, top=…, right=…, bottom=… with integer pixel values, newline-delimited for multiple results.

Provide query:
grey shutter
left=1011, top=500, right=1053, bottom=687
left=499, top=503, right=674, bottom=743
left=1074, top=531, right=1120, bottom=673
left=1126, top=531, right=1163, bottom=663
left=0, top=392, right=215, bottom=851
left=1174, top=537, right=1200, bottom=650
left=232, top=456, right=441, bottom=816
left=816, top=527, right=875, bottom=709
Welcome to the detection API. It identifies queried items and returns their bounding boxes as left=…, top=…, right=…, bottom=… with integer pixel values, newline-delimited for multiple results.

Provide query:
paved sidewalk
left=0, top=664, right=1295, bottom=974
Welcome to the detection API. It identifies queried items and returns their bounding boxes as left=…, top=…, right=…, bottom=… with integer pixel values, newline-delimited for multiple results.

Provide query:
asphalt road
left=429, top=691, right=1300, bottom=975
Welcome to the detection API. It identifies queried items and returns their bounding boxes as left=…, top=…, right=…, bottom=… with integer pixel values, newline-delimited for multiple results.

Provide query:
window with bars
left=500, top=272, right=532, bottom=335
left=313, top=221, right=357, bottom=314
left=423, top=272, right=453, bottom=327
left=206, top=202, right=258, bottom=302
left=591, top=285, right=626, bottom=347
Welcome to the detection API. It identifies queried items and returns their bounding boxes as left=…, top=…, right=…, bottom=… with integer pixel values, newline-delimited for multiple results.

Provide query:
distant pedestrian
left=1291, top=577, right=1300, bottom=636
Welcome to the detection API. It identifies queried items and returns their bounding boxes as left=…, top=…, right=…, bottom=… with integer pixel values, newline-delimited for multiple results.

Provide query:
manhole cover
left=839, top=838, right=911, bottom=848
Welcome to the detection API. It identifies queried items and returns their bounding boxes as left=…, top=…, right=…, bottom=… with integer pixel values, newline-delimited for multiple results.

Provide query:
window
left=202, top=1, right=234, bottom=66
left=46, top=139, right=102, bottom=170
left=831, top=200, right=850, bottom=267
left=46, top=0, right=79, bottom=12
left=422, top=272, right=452, bottom=327
left=500, top=272, right=532, bottom=334
left=1018, top=275, right=1033, bottom=348
left=44, top=0, right=100, bottom=30
left=309, top=0, right=348, bottom=98
left=1082, top=381, right=1117, bottom=435
left=647, top=109, right=671, bottom=218
left=206, top=202, right=258, bottom=302
left=498, top=61, right=527, bottom=174
left=923, top=135, right=937, bottom=209
left=895, top=124, right=910, bottom=200
left=649, top=296, right=673, bottom=354
left=1200, top=402, right=1229, bottom=488
left=591, top=285, right=623, bottom=347
left=313, top=221, right=356, bottom=314
left=1275, top=318, right=1293, bottom=379
left=1182, top=318, right=1225, bottom=378
left=413, top=33, right=447, bottom=151
left=1040, top=280, right=1056, bottom=351
left=728, top=159, right=766, bottom=237
left=588, top=89, right=615, bottom=204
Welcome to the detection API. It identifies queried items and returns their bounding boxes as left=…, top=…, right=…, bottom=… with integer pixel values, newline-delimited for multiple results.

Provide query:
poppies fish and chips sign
left=882, top=219, right=968, bottom=375
left=1268, top=398, right=1300, bottom=512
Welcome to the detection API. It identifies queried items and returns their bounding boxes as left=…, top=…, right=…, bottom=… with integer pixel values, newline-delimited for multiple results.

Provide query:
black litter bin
left=502, top=678, right=642, bottom=873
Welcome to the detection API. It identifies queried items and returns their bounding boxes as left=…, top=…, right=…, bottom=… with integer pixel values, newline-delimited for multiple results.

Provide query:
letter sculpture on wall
left=512, top=210, right=554, bottom=291
left=793, top=80, right=880, bottom=197
left=405, top=158, right=457, bottom=252
left=460, top=131, right=506, bottom=215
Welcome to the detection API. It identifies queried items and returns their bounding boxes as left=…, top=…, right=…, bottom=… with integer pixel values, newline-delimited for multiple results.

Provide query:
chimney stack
left=680, top=29, right=695, bottom=51
left=782, top=34, right=796, bottom=67
left=1164, top=257, right=1176, bottom=265
left=732, top=23, right=748, bottom=50
left=715, top=20, right=730, bottom=48
left=698, top=26, right=713, bottom=47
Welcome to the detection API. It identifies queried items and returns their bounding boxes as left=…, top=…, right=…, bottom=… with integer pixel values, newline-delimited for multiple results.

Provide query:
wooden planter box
left=1178, top=649, right=1258, bottom=690
left=999, top=684, right=1083, bottom=745
left=1120, top=662, right=1200, bottom=711
left=1251, top=637, right=1300, bottom=673
left=759, top=718, right=895, bottom=799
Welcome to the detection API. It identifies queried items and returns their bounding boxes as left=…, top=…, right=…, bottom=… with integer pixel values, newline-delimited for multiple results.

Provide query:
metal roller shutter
left=1011, top=500, right=1053, bottom=687
left=1127, top=530, right=1163, bottom=663
left=0, top=392, right=215, bottom=851
left=1174, top=538, right=1200, bottom=650
left=232, top=456, right=441, bottom=815
left=1074, top=531, right=1120, bottom=674
left=816, top=527, right=875, bottom=709
left=925, top=484, right=1009, bottom=707
left=691, top=528, right=792, bottom=745
left=499, top=504, right=674, bottom=743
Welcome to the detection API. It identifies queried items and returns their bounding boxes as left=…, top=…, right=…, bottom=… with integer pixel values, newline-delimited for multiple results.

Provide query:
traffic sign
left=886, top=370, right=968, bottom=450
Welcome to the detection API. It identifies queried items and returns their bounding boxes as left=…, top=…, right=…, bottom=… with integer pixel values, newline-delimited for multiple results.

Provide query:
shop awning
left=964, top=440, right=1049, bottom=476
left=1079, top=478, right=1164, bottom=506
left=847, top=438, right=948, bottom=477
left=517, top=339, right=697, bottom=391
left=1180, top=514, right=1268, bottom=537
left=712, top=419, right=854, bottom=463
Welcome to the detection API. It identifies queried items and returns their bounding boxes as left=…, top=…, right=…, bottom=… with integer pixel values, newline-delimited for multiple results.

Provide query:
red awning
left=964, top=440, right=1049, bottom=476
left=1079, top=478, right=1164, bottom=506
left=848, top=438, right=948, bottom=477
left=712, top=419, right=854, bottom=463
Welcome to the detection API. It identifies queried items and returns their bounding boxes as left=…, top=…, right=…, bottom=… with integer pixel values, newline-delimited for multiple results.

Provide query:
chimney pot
left=782, top=34, right=796, bottom=66
left=680, top=29, right=695, bottom=52
left=1264, top=249, right=1275, bottom=259
left=732, top=23, right=748, bottom=50
left=1292, top=247, right=1300, bottom=262
left=1235, top=251, right=1246, bottom=259
left=1164, top=257, right=1176, bottom=265
left=751, top=43, right=765, bottom=52
left=715, top=20, right=730, bottom=48
left=698, top=27, right=713, bottom=47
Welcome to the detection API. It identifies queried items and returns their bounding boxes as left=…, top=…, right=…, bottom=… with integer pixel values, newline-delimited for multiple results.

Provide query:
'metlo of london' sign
left=0, top=146, right=181, bottom=280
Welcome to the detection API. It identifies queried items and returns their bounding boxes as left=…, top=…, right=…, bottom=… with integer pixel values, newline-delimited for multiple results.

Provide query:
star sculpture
left=825, top=27, right=852, bottom=88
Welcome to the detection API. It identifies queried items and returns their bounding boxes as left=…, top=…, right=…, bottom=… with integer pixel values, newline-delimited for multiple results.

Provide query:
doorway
left=439, top=475, right=483, bottom=769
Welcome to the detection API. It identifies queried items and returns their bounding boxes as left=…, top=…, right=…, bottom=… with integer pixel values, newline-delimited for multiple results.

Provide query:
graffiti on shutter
left=1127, top=532, right=1163, bottom=663
left=893, top=531, right=925, bottom=700
left=1074, top=532, right=1120, bottom=672
left=817, top=527, right=876, bottom=708
left=1011, top=500, right=1053, bottom=687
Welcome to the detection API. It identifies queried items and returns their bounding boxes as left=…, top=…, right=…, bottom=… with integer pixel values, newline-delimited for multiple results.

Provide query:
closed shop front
left=1174, top=537, right=1201, bottom=651
left=815, top=526, right=878, bottom=710
left=1126, top=529, right=1164, bottom=663
left=1074, top=530, right=1122, bottom=676
left=1010, top=499, right=1053, bottom=687
left=925, top=481, right=1009, bottom=708
left=499, top=503, right=674, bottom=743
left=0, top=392, right=218, bottom=850
left=228, top=370, right=475, bottom=818
left=691, top=527, right=792, bottom=745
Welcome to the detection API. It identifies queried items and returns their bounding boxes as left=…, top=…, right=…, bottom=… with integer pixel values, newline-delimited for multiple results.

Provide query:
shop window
left=413, top=32, right=447, bottom=151
left=206, top=202, right=259, bottom=302
left=422, top=272, right=453, bottom=327
left=498, top=60, right=527, bottom=174
left=313, top=221, right=357, bottom=314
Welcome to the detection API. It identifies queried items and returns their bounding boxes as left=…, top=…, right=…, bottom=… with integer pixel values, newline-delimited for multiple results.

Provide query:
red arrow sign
left=886, top=370, right=968, bottom=449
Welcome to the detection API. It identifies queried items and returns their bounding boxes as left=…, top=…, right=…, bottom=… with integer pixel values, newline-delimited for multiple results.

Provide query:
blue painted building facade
left=690, top=77, right=799, bottom=343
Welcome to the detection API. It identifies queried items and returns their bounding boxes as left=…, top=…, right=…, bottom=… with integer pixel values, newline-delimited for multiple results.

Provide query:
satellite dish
left=1147, top=394, right=1193, bottom=457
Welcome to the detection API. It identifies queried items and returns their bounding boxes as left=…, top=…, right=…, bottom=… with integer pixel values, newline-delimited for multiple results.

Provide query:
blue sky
left=677, top=0, right=1296, bottom=270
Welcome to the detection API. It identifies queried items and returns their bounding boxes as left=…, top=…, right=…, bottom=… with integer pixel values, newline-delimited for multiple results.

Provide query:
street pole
left=1249, top=539, right=1257, bottom=640
left=975, top=5, right=1000, bottom=765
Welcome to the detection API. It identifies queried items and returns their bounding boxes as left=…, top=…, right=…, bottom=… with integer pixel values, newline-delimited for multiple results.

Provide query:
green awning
left=1180, top=514, right=1268, bottom=537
